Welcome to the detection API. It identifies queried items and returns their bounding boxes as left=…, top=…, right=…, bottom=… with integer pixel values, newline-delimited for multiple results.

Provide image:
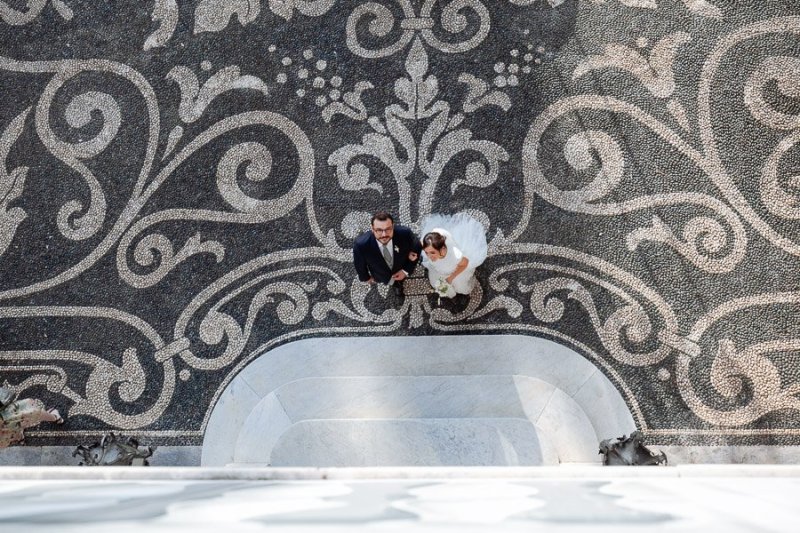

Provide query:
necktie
left=382, top=244, right=393, bottom=268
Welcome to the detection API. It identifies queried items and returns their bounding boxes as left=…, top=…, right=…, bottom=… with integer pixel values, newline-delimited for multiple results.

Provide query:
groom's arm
left=353, top=239, right=372, bottom=282
left=399, top=227, right=421, bottom=274
left=412, top=232, right=422, bottom=254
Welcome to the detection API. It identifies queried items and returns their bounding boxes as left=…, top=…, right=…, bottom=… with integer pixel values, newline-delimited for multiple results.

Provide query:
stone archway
left=201, top=335, right=636, bottom=466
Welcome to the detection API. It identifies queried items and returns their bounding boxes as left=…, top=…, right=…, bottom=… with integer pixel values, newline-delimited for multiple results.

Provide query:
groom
left=353, top=211, right=421, bottom=298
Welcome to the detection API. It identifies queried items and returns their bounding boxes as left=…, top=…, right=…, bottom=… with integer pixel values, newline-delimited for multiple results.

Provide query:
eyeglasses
left=373, top=227, right=393, bottom=234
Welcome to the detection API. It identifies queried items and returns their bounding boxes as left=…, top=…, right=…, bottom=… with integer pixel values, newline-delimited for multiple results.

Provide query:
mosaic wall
left=1, top=0, right=800, bottom=446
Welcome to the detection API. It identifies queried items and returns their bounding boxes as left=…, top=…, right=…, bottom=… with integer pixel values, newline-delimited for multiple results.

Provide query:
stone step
left=232, top=375, right=601, bottom=465
left=237, top=418, right=555, bottom=467
left=202, top=335, right=637, bottom=467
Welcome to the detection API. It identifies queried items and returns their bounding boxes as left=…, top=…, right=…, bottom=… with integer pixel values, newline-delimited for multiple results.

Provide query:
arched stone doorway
left=201, top=335, right=636, bottom=466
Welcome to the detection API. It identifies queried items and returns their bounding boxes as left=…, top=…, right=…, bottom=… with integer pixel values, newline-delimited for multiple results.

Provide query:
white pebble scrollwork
left=0, top=108, right=30, bottom=258
left=116, top=111, right=314, bottom=288
left=699, top=18, right=800, bottom=258
left=523, top=98, right=747, bottom=273
left=214, top=114, right=314, bottom=217
left=745, top=56, right=800, bottom=221
left=217, top=141, right=275, bottom=213
left=346, top=0, right=490, bottom=59
left=36, top=83, right=124, bottom=241
left=0, top=55, right=161, bottom=303
left=0, top=0, right=73, bottom=25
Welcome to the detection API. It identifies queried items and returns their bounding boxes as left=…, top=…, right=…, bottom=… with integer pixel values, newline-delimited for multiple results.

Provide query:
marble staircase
left=202, top=335, right=637, bottom=467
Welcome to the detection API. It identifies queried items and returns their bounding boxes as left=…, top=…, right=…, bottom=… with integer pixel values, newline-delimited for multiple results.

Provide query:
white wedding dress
left=420, top=213, right=488, bottom=297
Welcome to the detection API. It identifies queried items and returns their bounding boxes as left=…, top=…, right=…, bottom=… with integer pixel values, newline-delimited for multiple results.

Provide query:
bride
left=419, top=213, right=488, bottom=298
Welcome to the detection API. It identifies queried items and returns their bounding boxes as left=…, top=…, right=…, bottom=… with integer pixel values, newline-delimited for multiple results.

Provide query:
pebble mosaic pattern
left=1, top=1, right=800, bottom=447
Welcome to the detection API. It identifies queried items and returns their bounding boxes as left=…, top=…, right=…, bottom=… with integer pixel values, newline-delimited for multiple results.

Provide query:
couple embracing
left=353, top=211, right=487, bottom=300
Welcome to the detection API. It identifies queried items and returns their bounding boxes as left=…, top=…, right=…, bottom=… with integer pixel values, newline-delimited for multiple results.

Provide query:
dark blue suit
left=353, top=225, right=421, bottom=284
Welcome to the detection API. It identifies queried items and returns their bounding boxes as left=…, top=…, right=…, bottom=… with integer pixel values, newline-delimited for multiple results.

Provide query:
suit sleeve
left=400, top=228, right=422, bottom=274
left=353, top=240, right=371, bottom=281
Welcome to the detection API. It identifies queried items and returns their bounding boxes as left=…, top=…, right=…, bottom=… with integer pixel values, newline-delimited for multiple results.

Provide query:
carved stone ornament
left=73, top=432, right=155, bottom=466
left=599, top=431, right=668, bottom=466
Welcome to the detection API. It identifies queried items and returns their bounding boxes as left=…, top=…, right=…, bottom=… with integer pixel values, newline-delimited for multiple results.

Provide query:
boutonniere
left=394, top=245, right=399, bottom=253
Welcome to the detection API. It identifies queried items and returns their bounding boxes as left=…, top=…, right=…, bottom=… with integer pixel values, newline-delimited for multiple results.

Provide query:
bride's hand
left=445, top=274, right=455, bottom=284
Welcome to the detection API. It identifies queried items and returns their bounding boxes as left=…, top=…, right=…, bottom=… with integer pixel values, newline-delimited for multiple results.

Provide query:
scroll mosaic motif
left=1, top=1, right=800, bottom=445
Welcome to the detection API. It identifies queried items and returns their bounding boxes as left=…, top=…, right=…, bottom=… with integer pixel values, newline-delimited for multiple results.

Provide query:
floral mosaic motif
left=1, top=2, right=800, bottom=445
left=327, top=37, right=510, bottom=233
left=168, top=64, right=271, bottom=124
left=344, top=0, right=491, bottom=59
left=573, top=32, right=691, bottom=99
left=145, top=0, right=338, bottom=50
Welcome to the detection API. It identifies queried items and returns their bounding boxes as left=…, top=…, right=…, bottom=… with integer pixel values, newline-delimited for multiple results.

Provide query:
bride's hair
left=422, top=232, right=446, bottom=251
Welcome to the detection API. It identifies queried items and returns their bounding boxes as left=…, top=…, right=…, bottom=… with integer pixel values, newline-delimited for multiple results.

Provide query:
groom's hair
left=371, top=211, right=394, bottom=225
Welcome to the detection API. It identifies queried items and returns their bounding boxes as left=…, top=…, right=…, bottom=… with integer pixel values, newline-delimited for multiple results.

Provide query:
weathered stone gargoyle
left=73, top=432, right=155, bottom=466
left=599, top=431, right=667, bottom=466
left=0, top=385, right=63, bottom=448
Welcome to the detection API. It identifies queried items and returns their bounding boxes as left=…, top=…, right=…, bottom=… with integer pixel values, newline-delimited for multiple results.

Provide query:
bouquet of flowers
left=434, top=278, right=451, bottom=305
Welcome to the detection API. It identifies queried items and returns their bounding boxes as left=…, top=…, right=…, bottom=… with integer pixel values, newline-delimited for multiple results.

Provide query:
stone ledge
left=2, top=464, right=800, bottom=480
left=0, top=446, right=201, bottom=467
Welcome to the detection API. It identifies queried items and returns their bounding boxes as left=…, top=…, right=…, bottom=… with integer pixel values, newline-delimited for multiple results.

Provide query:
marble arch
left=201, top=335, right=636, bottom=466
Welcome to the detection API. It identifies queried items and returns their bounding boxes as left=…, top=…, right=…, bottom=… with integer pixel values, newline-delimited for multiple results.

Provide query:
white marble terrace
left=202, top=335, right=637, bottom=467
left=3, top=466, right=800, bottom=532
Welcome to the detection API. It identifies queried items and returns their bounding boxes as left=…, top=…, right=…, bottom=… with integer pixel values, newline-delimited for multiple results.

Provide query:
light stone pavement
left=0, top=466, right=797, bottom=532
